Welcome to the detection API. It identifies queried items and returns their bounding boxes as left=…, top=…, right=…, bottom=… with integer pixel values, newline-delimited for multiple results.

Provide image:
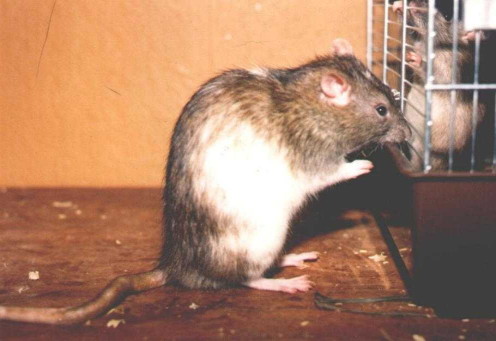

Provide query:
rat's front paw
left=407, top=51, right=423, bottom=68
left=341, top=160, right=374, bottom=180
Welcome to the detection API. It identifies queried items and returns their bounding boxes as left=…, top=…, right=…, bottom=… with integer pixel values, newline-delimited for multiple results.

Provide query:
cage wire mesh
left=367, top=0, right=496, bottom=173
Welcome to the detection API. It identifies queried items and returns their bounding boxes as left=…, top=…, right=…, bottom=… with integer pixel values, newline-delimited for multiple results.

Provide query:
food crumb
left=75, top=209, right=82, bottom=215
left=84, top=320, right=91, bottom=326
left=458, top=336, right=466, bottom=340
left=399, top=248, right=409, bottom=252
left=189, top=302, right=199, bottom=310
left=412, top=334, right=426, bottom=341
left=101, top=214, right=108, bottom=220
left=462, top=319, right=470, bottom=323
left=359, top=250, right=368, bottom=254
left=368, top=253, right=387, bottom=262
left=18, top=285, right=30, bottom=294
left=28, top=271, right=40, bottom=280
left=58, top=213, right=67, bottom=220
left=106, top=319, right=125, bottom=328
left=115, top=240, right=122, bottom=245
left=52, top=201, right=73, bottom=208
left=300, top=321, right=310, bottom=327
left=106, top=306, right=125, bottom=315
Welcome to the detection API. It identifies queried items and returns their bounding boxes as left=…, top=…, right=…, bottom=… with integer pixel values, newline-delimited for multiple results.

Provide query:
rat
left=0, top=38, right=410, bottom=324
left=393, top=0, right=486, bottom=170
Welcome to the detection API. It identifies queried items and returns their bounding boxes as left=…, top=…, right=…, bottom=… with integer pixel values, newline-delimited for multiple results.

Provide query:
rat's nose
left=392, top=1, right=403, bottom=15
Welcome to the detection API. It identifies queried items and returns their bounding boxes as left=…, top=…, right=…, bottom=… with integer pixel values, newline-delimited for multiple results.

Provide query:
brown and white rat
left=393, top=0, right=486, bottom=170
left=0, top=38, right=410, bottom=324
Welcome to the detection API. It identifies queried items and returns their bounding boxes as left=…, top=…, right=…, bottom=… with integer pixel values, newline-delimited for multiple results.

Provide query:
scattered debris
left=28, top=271, right=40, bottom=280
left=458, top=336, right=466, bottom=340
left=189, top=302, right=199, bottom=310
left=101, top=214, right=108, bottom=220
left=359, top=250, right=368, bottom=254
left=17, top=285, right=30, bottom=294
left=115, top=240, right=122, bottom=245
left=412, top=334, right=426, bottom=341
left=106, top=306, right=125, bottom=315
left=84, top=320, right=91, bottom=326
left=300, top=321, right=310, bottom=327
left=58, top=213, right=67, bottom=220
left=368, top=253, right=387, bottom=263
left=75, top=209, right=82, bottom=215
left=462, top=319, right=470, bottom=323
left=106, top=319, right=126, bottom=328
left=52, top=201, right=73, bottom=208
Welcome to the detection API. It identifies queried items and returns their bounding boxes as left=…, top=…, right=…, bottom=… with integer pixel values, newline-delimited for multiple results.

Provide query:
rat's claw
left=343, top=160, right=374, bottom=180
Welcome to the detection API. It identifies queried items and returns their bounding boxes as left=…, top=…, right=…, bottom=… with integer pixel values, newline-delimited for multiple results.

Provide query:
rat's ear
left=330, top=38, right=354, bottom=56
left=320, top=73, right=351, bottom=107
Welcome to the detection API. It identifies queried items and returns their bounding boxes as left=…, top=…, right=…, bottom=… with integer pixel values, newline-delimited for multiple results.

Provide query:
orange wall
left=1, top=0, right=366, bottom=187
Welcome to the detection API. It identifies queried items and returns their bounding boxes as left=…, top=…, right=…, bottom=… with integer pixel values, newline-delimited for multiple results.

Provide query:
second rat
left=0, top=39, right=410, bottom=324
left=393, top=0, right=486, bottom=170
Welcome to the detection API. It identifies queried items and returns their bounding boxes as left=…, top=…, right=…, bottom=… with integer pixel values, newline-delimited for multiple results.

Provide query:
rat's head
left=289, top=39, right=411, bottom=155
left=392, top=0, right=476, bottom=44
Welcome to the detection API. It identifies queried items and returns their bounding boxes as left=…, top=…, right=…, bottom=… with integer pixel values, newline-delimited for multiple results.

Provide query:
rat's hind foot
left=280, top=252, right=320, bottom=269
left=244, top=275, right=314, bottom=294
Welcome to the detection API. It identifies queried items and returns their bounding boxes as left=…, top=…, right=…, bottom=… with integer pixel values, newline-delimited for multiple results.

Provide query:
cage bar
left=382, top=1, right=390, bottom=83
left=422, top=0, right=436, bottom=173
left=448, top=0, right=460, bottom=171
left=470, top=31, right=482, bottom=171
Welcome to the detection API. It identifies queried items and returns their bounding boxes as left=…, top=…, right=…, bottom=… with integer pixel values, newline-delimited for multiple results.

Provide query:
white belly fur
left=192, top=121, right=309, bottom=272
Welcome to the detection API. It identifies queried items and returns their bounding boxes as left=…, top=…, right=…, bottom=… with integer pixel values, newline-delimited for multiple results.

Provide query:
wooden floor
left=1, top=186, right=495, bottom=340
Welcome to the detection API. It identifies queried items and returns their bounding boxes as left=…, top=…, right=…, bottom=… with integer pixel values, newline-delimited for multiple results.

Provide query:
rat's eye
left=375, top=105, right=388, bottom=117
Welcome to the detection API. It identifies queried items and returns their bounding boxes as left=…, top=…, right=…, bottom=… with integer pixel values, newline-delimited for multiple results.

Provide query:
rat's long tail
left=0, top=269, right=168, bottom=325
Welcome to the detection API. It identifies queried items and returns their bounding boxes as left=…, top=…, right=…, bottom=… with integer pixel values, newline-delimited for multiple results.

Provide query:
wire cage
left=367, top=0, right=496, bottom=316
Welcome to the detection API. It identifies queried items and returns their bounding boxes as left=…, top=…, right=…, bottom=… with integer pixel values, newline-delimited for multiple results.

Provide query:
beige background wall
left=1, top=0, right=366, bottom=187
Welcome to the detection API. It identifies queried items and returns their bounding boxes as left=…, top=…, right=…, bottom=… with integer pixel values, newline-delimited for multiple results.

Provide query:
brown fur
left=402, top=0, right=486, bottom=170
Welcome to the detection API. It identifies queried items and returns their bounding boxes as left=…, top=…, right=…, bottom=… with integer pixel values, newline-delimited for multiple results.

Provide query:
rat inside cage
left=367, top=0, right=496, bottom=317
